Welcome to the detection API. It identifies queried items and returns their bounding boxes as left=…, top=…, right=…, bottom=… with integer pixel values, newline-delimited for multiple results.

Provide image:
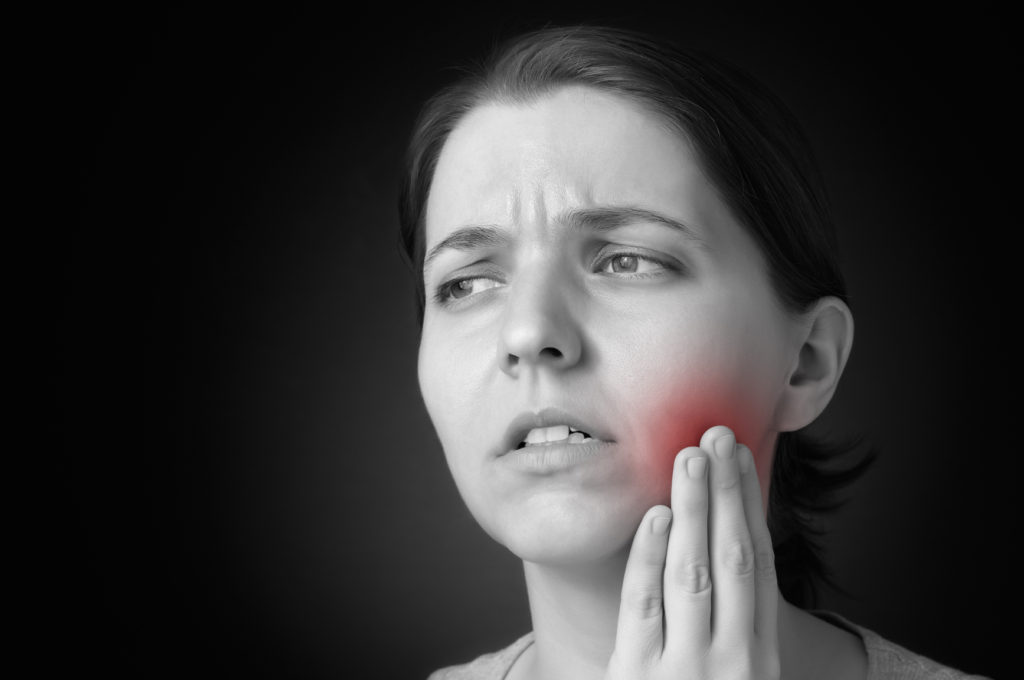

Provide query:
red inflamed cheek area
left=638, top=381, right=761, bottom=493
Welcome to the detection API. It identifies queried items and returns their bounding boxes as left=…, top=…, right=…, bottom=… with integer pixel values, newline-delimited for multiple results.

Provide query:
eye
left=595, top=251, right=675, bottom=277
left=434, top=276, right=503, bottom=305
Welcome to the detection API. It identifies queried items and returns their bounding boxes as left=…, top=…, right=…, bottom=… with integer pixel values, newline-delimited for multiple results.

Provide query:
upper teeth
left=522, top=425, right=591, bottom=445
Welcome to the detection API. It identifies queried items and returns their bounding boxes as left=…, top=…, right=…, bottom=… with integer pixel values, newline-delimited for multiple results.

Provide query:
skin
left=417, top=86, right=863, bottom=679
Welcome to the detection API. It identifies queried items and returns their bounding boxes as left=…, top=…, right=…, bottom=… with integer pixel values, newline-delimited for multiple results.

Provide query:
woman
left=399, top=25, right=988, bottom=679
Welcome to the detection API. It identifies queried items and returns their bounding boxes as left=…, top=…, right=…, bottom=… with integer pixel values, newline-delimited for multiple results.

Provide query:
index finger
left=614, top=504, right=673, bottom=668
left=662, top=446, right=712, bottom=658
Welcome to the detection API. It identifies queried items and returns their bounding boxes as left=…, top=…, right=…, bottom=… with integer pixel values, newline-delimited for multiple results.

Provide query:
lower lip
left=498, top=440, right=613, bottom=473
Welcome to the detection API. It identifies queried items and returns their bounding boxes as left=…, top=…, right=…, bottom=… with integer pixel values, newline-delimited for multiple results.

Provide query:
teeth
left=523, top=428, right=544, bottom=445
left=521, top=425, right=594, bottom=447
left=524, top=425, right=569, bottom=444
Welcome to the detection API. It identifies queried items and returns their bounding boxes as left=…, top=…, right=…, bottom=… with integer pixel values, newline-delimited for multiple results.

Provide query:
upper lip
left=498, top=407, right=614, bottom=456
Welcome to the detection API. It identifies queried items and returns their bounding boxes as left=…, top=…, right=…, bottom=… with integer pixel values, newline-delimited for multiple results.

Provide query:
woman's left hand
left=605, top=425, right=781, bottom=679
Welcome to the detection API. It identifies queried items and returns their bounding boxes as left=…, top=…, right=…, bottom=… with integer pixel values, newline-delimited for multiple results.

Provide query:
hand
left=606, top=426, right=781, bottom=679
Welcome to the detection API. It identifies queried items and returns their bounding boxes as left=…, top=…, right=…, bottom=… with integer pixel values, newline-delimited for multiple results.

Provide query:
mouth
left=514, top=424, right=596, bottom=449
left=501, top=407, right=613, bottom=456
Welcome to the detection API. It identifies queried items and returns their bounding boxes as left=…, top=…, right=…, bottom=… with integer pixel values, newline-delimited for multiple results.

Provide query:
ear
left=773, top=296, right=854, bottom=432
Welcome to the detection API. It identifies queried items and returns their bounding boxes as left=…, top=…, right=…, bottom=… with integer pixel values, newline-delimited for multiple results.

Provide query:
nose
left=497, top=267, right=583, bottom=377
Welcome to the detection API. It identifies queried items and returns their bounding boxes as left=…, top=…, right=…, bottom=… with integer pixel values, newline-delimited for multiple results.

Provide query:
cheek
left=639, top=377, right=762, bottom=482
left=621, top=331, right=777, bottom=494
left=417, top=329, right=492, bottom=468
left=418, top=335, right=457, bottom=449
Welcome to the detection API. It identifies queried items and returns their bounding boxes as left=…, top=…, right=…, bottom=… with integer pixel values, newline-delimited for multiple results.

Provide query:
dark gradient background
left=59, top=5, right=1014, bottom=678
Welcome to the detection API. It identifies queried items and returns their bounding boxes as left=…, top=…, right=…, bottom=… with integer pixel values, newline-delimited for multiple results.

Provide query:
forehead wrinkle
left=507, top=185, right=521, bottom=226
left=520, top=181, right=551, bottom=232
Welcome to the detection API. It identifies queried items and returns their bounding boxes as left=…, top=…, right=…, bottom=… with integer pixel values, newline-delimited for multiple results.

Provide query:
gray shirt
left=428, top=612, right=991, bottom=679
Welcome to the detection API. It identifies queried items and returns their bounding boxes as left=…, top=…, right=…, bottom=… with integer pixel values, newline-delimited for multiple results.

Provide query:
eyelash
left=593, top=250, right=678, bottom=277
left=432, top=250, right=679, bottom=307
left=433, top=276, right=502, bottom=306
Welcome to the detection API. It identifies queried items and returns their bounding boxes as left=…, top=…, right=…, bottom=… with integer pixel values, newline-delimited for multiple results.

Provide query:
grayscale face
left=418, top=86, right=801, bottom=565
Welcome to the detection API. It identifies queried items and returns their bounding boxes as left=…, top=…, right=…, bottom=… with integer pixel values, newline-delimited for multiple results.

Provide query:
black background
left=59, top=5, right=1015, bottom=678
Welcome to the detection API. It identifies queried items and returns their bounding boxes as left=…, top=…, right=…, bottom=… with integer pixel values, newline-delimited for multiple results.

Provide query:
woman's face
left=418, top=86, right=803, bottom=565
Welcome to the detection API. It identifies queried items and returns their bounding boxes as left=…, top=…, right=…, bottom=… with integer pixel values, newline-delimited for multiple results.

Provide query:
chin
left=484, top=492, right=650, bottom=566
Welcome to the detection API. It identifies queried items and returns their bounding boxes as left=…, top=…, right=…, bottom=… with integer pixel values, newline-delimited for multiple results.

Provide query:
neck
left=521, top=548, right=629, bottom=680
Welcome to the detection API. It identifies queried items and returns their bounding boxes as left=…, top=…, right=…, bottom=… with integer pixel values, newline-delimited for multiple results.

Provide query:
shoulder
left=813, top=611, right=992, bottom=680
left=427, top=632, right=534, bottom=680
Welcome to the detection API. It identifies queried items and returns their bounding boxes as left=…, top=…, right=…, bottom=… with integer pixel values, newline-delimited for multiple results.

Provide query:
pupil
left=613, top=255, right=638, bottom=273
left=452, top=280, right=473, bottom=298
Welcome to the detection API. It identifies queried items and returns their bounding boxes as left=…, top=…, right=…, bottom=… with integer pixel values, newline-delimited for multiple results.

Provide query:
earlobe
left=774, top=297, right=854, bottom=432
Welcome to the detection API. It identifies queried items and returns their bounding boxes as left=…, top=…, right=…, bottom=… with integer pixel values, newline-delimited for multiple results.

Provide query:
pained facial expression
left=418, top=86, right=801, bottom=565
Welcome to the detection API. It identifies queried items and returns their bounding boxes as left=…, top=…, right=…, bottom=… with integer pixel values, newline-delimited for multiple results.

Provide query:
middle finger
left=701, top=425, right=756, bottom=644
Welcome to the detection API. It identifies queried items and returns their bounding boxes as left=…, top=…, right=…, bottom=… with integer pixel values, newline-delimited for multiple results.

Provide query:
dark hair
left=398, top=25, right=872, bottom=607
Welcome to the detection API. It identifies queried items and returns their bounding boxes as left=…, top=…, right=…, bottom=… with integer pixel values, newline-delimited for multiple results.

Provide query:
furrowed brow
left=561, top=206, right=707, bottom=247
left=423, top=225, right=510, bottom=274
left=422, top=207, right=705, bottom=274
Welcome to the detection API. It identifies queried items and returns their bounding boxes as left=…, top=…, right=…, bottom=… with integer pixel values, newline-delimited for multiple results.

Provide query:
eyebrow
left=423, top=225, right=511, bottom=274
left=561, top=206, right=706, bottom=245
left=422, top=205, right=706, bottom=274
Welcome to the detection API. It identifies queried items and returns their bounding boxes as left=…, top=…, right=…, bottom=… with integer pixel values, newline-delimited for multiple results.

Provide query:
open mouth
left=515, top=424, right=596, bottom=450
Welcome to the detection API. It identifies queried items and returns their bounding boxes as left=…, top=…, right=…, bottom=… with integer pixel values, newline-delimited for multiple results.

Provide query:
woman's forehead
left=424, top=85, right=722, bottom=245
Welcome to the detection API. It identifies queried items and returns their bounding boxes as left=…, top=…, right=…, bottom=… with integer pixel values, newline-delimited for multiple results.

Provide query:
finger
left=700, top=426, right=756, bottom=643
left=738, top=444, right=779, bottom=643
left=662, top=446, right=712, bottom=659
left=615, top=504, right=672, bottom=667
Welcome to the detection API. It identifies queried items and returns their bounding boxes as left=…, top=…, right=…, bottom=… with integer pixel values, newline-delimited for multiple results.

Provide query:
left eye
left=596, top=253, right=669, bottom=275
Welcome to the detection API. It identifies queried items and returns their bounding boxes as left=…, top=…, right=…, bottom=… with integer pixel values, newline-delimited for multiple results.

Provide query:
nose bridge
left=498, top=253, right=582, bottom=374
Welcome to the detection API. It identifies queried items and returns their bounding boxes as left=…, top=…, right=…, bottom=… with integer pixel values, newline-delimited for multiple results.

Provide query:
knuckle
left=621, top=585, right=663, bottom=620
left=756, top=549, right=777, bottom=582
left=721, top=540, right=755, bottom=576
left=640, top=547, right=667, bottom=569
left=715, top=470, right=741, bottom=490
left=674, top=559, right=711, bottom=594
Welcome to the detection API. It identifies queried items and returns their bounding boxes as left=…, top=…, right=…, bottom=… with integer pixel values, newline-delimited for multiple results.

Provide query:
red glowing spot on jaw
left=640, top=379, right=762, bottom=491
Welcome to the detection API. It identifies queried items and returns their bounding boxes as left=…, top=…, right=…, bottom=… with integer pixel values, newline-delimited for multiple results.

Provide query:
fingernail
left=738, top=446, right=753, bottom=474
left=686, top=456, right=707, bottom=479
left=714, top=433, right=735, bottom=459
left=651, top=514, right=672, bottom=536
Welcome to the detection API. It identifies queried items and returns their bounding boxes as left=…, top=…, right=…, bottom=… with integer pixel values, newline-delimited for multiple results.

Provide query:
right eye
left=434, top=276, right=504, bottom=305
